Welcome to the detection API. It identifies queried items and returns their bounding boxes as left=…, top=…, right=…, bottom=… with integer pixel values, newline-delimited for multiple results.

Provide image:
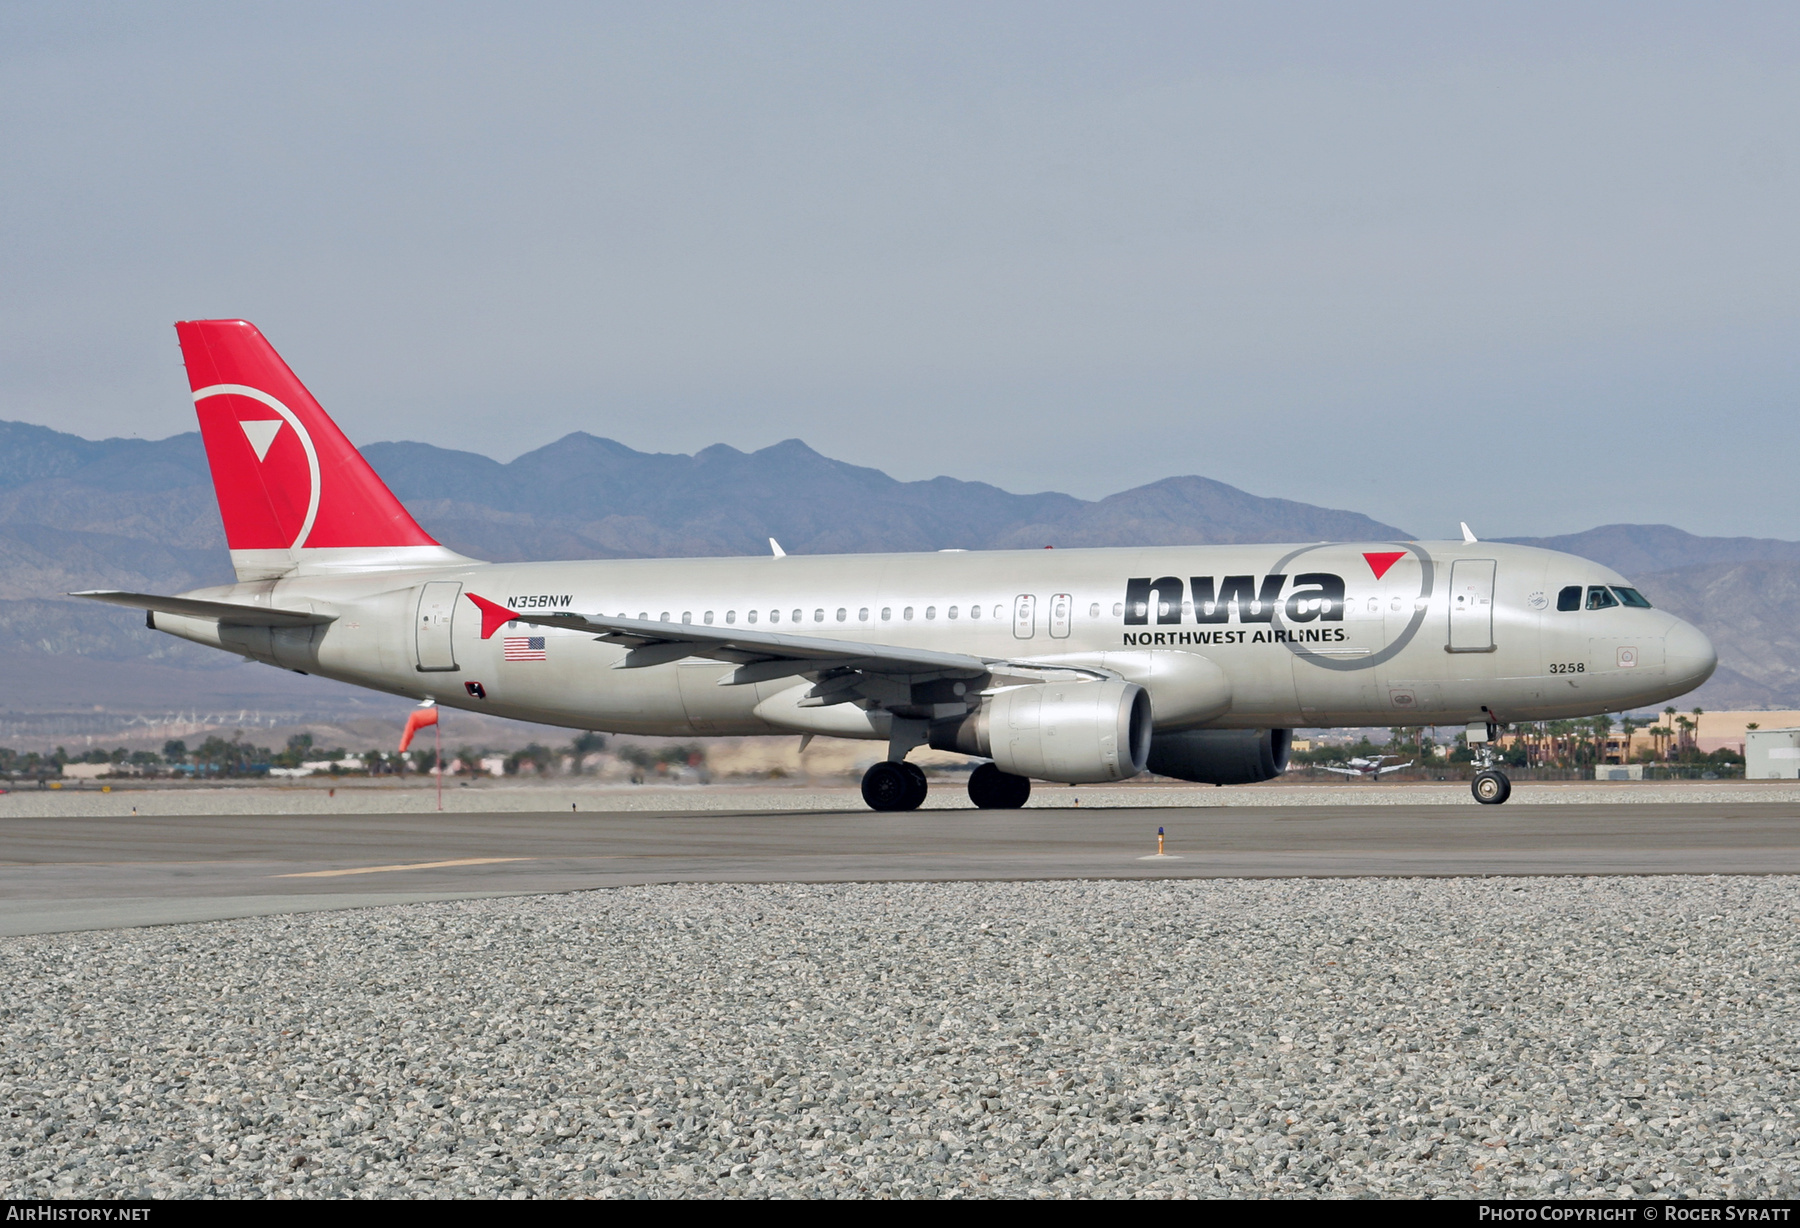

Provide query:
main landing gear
left=860, top=761, right=1034, bottom=811
left=862, top=760, right=928, bottom=811
left=967, top=762, right=1031, bottom=809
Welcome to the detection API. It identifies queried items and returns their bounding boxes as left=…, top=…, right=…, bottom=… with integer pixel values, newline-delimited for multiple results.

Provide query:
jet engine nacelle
left=1147, top=728, right=1292, bottom=785
left=932, top=679, right=1152, bottom=784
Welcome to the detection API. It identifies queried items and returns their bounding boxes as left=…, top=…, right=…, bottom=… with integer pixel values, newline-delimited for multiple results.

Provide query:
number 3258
left=1549, top=662, right=1585, bottom=674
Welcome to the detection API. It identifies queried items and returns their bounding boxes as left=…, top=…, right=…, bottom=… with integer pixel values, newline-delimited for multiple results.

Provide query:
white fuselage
left=150, top=539, right=1717, bottom=739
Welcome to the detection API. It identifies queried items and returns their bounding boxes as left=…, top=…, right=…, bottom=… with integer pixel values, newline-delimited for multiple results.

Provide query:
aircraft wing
left=1319, top=766, right=1361, bottom=776
left=465, top=592, right=1042, bottom=687
left=1375, top=760, right=1414, bottom=776
left=70, top=590, right=335, bottom=627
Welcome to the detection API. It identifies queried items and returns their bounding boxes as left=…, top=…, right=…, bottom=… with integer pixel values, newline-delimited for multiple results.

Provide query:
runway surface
left=4, top=799, right=1799, bottom=935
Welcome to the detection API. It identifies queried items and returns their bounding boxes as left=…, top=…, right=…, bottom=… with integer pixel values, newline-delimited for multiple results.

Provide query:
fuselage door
left=1048, top=593, right=1072, bottom=639
left=415, top=581, right=463, bottom=672
left=1013, top=594, right=1037, bottom=639
left=1447, top=559, right=1496, bottom=653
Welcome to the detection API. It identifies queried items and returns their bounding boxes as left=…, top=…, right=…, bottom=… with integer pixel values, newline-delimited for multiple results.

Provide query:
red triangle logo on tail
left=1363, top=551, right=1406, bottom=580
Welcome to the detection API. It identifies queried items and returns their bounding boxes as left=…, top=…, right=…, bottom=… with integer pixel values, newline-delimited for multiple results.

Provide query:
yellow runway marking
left=275, top=857, right=531, bottom=879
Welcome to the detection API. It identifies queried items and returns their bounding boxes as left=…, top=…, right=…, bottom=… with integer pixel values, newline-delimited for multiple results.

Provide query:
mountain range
left=2, top=418, right=1794, bottom=717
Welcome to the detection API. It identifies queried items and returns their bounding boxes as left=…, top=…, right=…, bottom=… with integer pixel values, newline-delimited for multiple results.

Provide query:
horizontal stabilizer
left=71, top=590, right=335, bottom=627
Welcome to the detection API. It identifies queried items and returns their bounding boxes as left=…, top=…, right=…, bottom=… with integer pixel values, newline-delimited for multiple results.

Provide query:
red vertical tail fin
left=175, top=320, right=468, bottom=580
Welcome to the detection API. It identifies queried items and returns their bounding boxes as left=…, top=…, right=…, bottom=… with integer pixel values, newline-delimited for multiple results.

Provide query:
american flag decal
left=503, top=636, right=547, bottom=662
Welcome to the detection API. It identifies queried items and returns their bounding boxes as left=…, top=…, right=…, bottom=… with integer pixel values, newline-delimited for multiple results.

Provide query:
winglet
left=769, top=538, right=786, bottom=558
left=1460, top=521, right=1478, bottom=544
left=465, top=592, right=518, bottom=640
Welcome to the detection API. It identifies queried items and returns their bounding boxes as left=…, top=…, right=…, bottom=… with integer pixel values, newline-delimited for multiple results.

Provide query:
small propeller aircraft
left=1320, top=754, right=1414, bottom=779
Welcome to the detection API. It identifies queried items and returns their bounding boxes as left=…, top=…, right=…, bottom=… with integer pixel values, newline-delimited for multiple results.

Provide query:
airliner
left=75, top=321, right=1717, bottom=810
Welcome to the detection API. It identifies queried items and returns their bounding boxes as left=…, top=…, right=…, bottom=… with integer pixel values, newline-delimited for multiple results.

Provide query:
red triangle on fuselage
left=1363, top=551, right=1406, bottom=580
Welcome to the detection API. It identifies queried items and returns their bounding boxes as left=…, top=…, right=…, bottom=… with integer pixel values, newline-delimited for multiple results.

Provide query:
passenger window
left=660, top=612, right=671, bottom=622
left=926, top=606, right=936, bottom=620
left=1611, top=586, right=1653, bottom=609
left=747, top=610, right=757, bottom=624
left=1557, top=586, right=1581, bottom=611
left=969, top=603, right=980, bottom=619
left=881, top=607, right=891, bottom=620
left=947, top=606, right=959, bottom=619
left=769, top=609, right=780, bottom=623
left=836, top=608, right=846, bottom=621
left=1089, top=603, right=1100, bottom=618
left=859, top=608, right=869, bottom=621
left=725, top=611, right=735, bottom=624
left=704, top=611, right=714, bottom=624
left=793, top=609, right=802, bottom=623
left=1586, top=586, right=1618, bottom=610
left=1112, top=603, right=1123, bottom=617
left=903, top=607, right=913, bottom=620
left=638, top=612, right=648, bottom=621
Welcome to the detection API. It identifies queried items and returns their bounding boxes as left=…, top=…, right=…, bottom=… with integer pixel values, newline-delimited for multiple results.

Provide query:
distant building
left=1746, top=729, right=1800, bottom=780
left=1504, top=710, right=1800, bottom=763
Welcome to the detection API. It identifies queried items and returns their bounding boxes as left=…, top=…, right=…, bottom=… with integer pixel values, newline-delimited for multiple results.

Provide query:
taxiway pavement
left=4, top=798, right=1799, bottom=934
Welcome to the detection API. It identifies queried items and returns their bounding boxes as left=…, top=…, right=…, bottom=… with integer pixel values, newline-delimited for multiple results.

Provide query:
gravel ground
left=5, top=779, right=1798, bottom=817
left=3, top=876, right=1799, bottom=1199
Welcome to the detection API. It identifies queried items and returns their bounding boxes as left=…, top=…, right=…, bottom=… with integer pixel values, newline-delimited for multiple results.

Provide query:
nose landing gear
left=862, top=760, right=928, bottom=811
left=1472, top=769, right=1511, bottom=805
left=1469, top=716, right=1511, bottom=805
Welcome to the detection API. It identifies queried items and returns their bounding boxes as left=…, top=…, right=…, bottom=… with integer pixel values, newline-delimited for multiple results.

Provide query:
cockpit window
left=1556, top=585, right=1582, bottom=612
left=1611, top=586, right=1653, bottom=608
left=1586, top=586, right=1619, bottom=610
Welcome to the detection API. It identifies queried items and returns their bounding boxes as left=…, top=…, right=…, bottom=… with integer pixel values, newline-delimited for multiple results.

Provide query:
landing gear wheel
left=967, top=762, right=1031, bottom=809
left=862, top=761, right=926, bottom=812
left=900, top=761, right=929, bottom=809
left=1472, top=770, right=1512, bottom=805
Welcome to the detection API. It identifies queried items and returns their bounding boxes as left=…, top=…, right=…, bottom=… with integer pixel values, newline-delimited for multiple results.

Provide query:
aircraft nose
left=1665, top=619, right=1717, bottom=690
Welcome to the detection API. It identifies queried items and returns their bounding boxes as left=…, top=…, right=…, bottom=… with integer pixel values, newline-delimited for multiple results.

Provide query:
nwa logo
left=1121, top=574, right=1348, bottom=647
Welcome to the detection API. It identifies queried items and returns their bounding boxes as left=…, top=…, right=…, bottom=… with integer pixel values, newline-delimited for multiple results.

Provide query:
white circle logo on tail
left=193, top=384, right=321, bottom=551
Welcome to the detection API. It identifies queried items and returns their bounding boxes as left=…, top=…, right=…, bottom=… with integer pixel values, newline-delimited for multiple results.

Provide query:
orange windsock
left=399, top=705, right=439, bottom=751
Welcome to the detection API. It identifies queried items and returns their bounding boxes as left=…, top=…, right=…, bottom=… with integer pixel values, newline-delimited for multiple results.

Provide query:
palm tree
left=1691, top=707, right=1705, bottom=751
left=1618, top=716, right=1640, bottom=762
left=1549, top=719, right=1578, bottom=768
left=1674, top=716, right=1696, bottom=759
left=1649, top=725, right=1672, bottom=759
left=1591, top=714, right=1615, bottom=764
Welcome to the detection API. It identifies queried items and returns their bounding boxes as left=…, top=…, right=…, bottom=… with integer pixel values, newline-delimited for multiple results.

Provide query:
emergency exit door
left=1013, top=594, right=1036, bottom=639
left=415, top=581, right=462, bottom=671
left=1447, top=560, right=1496, bottom=652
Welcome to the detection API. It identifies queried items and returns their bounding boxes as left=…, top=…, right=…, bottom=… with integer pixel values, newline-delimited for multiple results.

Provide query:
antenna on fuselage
left=1460, top=522, right=1479, bottom=543
left=769, top=538, right=787, bottom=558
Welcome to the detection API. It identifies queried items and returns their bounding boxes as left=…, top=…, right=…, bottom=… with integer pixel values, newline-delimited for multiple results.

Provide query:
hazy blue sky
left=3, top=3, right=1796, bottom=537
